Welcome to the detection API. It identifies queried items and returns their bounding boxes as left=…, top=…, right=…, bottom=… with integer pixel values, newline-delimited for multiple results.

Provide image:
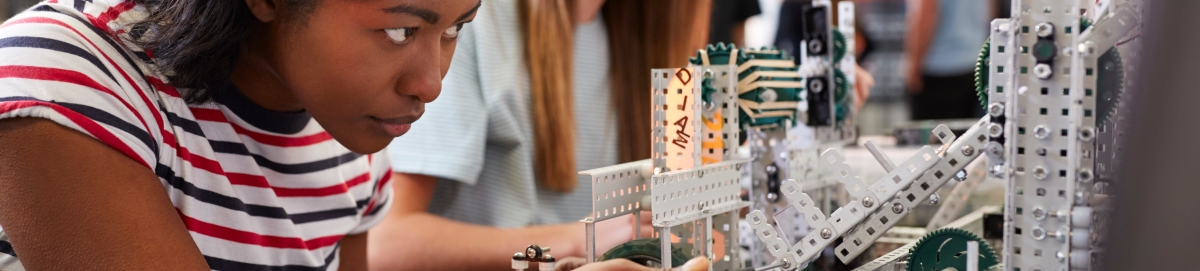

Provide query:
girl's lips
left=372, top=117, right=415, bottom=137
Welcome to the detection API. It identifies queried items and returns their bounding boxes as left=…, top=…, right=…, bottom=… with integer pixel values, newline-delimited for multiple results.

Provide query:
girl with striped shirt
left=0, top=0, right=483, bottom=269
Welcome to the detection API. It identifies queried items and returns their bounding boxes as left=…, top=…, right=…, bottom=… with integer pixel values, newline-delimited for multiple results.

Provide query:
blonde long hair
left=519, top=0, right=712, bottom=192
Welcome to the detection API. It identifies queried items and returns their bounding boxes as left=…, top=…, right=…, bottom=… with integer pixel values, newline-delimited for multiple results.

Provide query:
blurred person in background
left=369, top=0, right=713, bottom=270
left=904, top=0, right=994, bottom=120
left=710, top=0, right=762, bottom=46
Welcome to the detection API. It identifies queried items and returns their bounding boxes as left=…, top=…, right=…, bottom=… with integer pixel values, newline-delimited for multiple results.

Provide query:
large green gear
left=598, top=238, right=694, bottom=268
left=973, top=19, right=1124, bottom=124
left=689, top=43, right=804, bottom=128
left=907, top=228, right=1000, bottom=271
left=689, top=38, right=853, bottom=129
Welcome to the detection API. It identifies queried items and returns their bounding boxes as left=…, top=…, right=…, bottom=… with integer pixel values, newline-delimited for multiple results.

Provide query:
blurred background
left=0, top=0, right=1006, bottom=138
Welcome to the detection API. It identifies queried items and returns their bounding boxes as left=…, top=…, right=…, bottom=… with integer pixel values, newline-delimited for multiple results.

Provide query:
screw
left=809, top=39, right=824, bottom=53
left=1034, top=166, right=1049, bottom=180
left=988, top=123, right=1003, bottom=138
left=1032, top=227, right=1047, bottom=240
left=1078, top=41, right=1097, bottom=56
left=1078, top=169, right=1094, bottom=181
left=820, top=228, right=832, bottom=239
left=954, top=170, right=968, bottom=181
left=809, top=78, right=825, bottom=93
left=1035, top=22, right=1055, bottom=37
left=928, top=194, right=940, bottom=205
left=892, top=203, right=904, bottom=214
left=961, top=145, right=976, bottom=156
left=767, top=192, right=779, bottom=202
left=988, top=103, right=1005, bottom=117
left=1033, top=207, right=1047, bottom=220
left=1034, top=125, right=1051, bottom=139
left=1034, top=64, right=1053, bottom=79
left=862, top=197, right=874, bottom=208
left=987, top=143, right=1004, bottom=156
left=1080, top=127, right=1096, bottom=141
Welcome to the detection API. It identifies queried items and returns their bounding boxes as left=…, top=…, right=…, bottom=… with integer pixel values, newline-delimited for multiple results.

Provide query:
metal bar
left=586, top=221, right=596, bottom=263
left=660, top=226, right=672, bottom=269
left=864, top=139, right=897, bottom=172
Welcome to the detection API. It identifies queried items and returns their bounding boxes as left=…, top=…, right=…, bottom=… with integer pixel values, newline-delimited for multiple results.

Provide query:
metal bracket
left=834, top=117, right=990, bottom=263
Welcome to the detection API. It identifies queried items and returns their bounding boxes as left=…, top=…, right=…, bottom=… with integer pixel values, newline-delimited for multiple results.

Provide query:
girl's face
left=252, top=0, right=480, bottom=154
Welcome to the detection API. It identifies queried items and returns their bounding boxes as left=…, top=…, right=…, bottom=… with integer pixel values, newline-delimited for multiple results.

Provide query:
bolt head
left=1080, top=127, right=1096, bottom=141
left=928, top=194, right=940, bottom=205
left=1032, top=207, right=1047, bottom=220
left=1035, top=22, right=1055, bottom=37
left=1034, top=64, right=1054, bottom=79
left=961, top=145, right=976, bottom=156
left=1034, top=166, right=1049, bottom=180
left=1032, top=227, right=1047, bottom=240
left=1034, top=125, right=1051, bottom=139
left=988, top=103, right=1005, bottom=116
left=820, top=228, right=833, bottom=239
left=862, top=197, right=874, bottom=208
left=988, top=124, right=1004, bottom=138
left=766, top=192, right=779, bottom=202
left=1078, top=169, right=1094, bottom=181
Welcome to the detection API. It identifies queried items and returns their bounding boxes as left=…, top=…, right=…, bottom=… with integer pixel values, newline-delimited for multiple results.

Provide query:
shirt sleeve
left=386, top=22, right=488, bottom=185
left=0, top=7, right=161, bottom=169
left=350, top=152, right=395, bottom=235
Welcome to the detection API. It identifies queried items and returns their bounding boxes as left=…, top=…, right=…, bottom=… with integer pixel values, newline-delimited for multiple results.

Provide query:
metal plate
left=650, top=159, right=750, bottom=227
left=579, top=160, right=651, bottom=222
left=653, top=68, right=703, bottom=171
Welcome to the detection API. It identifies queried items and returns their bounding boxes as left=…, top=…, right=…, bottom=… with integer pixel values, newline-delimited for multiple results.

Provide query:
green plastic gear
left=1096, top=48, right=1123, bottom=124
left=833, top=29, right=848, bottom=63
left=974, top=38, right=991, bottom=108
left=690, top=43, right=804, bottom=128
left=834, top=68, right=850, bottom=122
left=973, top=18, right=1125, bottom=123
left=598, top=238, right=694, bottom=268
left=907, top=228, right=1000, bottom=271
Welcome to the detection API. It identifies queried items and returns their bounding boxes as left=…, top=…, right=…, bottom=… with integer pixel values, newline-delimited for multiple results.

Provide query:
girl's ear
left=244, top=0, right=279, bottom=23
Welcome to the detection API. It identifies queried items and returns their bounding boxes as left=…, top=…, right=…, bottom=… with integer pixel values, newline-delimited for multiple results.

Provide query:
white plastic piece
left=539, top=262, right=555, bottom=270
left=512, top=259, right=528, bottom=270
left=1072, top=207, right=1093, bottom=227
left=967, top=241, right=979, bottom=271
left=1071, top=229, right=1091, bottom=248
left=1070, top=250, right=1091, bottom=270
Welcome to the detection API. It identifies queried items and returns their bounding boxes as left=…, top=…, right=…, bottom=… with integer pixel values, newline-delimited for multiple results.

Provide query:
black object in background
left=1102, top=1, right=1200, bottom=270
left=709, top=0, right=762, bottom=45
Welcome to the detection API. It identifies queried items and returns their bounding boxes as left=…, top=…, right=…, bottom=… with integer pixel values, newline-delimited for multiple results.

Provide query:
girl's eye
left=444, top=23, right=466, bottom=38
left=385, top=28, right=415, bottom=44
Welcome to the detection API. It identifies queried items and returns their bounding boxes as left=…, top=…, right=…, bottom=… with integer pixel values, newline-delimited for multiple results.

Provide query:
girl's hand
left=554, top=257, right=710, bottom=271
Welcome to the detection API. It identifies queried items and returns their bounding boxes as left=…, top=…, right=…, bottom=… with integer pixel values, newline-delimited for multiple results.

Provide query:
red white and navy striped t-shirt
left=0, top=1, right=394, bottom=270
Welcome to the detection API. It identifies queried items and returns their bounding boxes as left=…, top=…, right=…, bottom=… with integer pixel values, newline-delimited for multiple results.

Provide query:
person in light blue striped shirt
left=370, top=0, right=715, bottom=270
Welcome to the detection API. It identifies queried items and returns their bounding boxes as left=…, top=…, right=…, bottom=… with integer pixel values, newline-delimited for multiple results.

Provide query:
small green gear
left=598, top=238, right=694, bottom=268
left=907, top=228, right=1000, bottom=271
left=973, top=18, right=1125, bottom=124
left=834, top=68, right=850, bottom=122
left=974, top=38, right=991, bottom=108
left=833, top=29, right=848, bottom=63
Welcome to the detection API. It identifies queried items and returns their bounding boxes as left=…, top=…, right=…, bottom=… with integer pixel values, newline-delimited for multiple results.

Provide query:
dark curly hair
left=128, top=0, right=314, bottom=104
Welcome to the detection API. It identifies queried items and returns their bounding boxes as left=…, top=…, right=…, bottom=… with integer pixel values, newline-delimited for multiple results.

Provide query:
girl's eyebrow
left=381, top=1, right=482, bottom=24
left=382, top=5, right=439, bottom=24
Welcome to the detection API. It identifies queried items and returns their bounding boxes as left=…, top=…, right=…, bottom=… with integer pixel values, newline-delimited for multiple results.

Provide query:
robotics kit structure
left=513, top=0, right=1140, bottom=270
